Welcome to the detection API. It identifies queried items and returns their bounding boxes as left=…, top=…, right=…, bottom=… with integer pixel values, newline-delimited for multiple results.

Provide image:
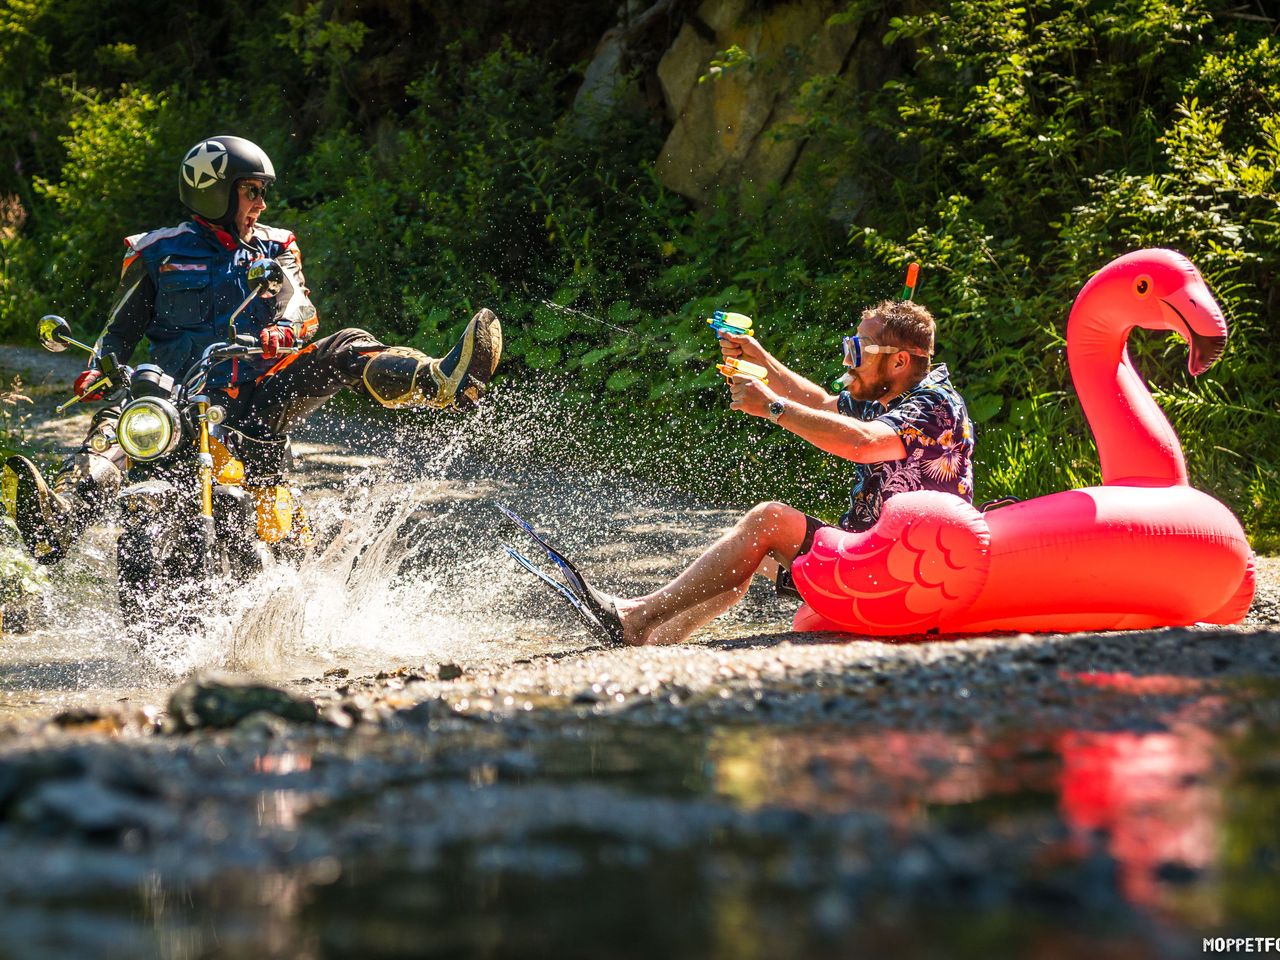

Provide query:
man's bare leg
left=615, top=502, right=808, bottom=645
left=642, top=557, right=786, bottom=645
left=642, top=583, right=749, bottom=646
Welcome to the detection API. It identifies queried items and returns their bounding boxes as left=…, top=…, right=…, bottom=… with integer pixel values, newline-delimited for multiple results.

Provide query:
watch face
left=769, top=400, right=785, bottom=419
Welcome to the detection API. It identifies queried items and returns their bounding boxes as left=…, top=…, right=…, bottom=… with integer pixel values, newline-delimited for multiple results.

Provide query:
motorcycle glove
left=72, top=368, right=109, bottom=401
left=259, top=325, right=296, bottom=360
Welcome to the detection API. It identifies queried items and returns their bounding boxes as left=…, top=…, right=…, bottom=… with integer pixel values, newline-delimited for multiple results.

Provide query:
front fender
left=118, top=479, right=179, bottom=523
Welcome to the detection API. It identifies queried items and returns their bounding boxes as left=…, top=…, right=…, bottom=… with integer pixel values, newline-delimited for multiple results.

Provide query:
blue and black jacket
left=94, top=217, right=318, bottom=389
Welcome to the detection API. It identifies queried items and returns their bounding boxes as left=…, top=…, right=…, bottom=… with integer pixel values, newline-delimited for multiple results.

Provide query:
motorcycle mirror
left=37, top=314, right=72, bottom=352
left=247, top=258, right=285, bottom=299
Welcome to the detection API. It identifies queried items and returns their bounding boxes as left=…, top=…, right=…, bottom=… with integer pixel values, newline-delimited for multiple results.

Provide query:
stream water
left=4, top=709, right=1278, bottom=959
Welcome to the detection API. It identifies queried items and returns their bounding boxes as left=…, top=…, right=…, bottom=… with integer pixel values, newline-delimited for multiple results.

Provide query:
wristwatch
left=767, top=398, right=786, bottom=423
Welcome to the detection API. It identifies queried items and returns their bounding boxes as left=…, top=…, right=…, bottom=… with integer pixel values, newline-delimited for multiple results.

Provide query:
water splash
left=3, top=371, right=806, bottom=701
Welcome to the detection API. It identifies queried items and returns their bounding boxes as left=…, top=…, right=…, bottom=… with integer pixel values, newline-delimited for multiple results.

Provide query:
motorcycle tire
left=116, top=524, right=166, bottom=630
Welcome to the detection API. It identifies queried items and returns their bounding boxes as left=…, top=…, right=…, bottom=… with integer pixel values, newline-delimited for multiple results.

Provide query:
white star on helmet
left=182, top=141, right=228, bottom=189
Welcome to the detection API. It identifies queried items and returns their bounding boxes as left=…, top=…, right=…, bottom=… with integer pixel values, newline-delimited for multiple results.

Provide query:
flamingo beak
left=1160, top=292, right=1227, bottom=376
left=1186, top=328, right=1227, bottom=376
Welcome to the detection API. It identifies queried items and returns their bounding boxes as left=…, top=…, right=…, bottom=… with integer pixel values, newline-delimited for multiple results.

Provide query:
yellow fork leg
left=197, top=405, right=214, bottom=520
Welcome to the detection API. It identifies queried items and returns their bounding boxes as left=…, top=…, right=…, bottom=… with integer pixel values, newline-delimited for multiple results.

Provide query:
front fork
left=195, top=401, right=217, bottom=563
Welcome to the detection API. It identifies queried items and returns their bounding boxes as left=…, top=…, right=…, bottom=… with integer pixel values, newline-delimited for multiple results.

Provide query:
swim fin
left=498, top=505, right=625, bottom=645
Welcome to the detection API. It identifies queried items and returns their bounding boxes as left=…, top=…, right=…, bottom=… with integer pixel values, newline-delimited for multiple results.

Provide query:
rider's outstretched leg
left=362, top=308, right=502, bottom=411
left=229, top=308, right=502, bottom=449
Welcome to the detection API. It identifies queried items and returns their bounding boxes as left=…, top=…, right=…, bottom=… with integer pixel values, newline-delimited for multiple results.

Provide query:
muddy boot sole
left=433, top=308, right=503, bottom=410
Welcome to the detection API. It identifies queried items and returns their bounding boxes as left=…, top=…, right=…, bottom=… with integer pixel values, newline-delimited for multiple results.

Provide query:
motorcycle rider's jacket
left=95, top=217, right=318, bottom=388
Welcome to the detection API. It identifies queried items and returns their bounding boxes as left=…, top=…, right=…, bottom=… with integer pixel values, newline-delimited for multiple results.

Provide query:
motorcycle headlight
left=117, top=397, right=182, bottom=462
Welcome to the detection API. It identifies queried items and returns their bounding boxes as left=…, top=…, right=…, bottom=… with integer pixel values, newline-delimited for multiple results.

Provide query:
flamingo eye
left=1134, top=276, right=1151, bottom=297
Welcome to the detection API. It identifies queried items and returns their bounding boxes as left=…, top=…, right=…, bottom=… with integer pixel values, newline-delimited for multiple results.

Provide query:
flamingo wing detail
left=790, top=491, right=990, bottom=635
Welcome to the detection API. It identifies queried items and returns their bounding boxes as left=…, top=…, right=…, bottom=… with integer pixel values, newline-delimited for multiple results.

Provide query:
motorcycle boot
left=2, top=451, right=120, bottom=564
left=362, top=308, right=502, bottom=411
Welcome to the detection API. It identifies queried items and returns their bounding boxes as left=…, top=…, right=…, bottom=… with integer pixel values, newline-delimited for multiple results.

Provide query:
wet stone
left=231, top=711, right=294, bottom=740
left=437, top=662, right=464, bottom=681
left=15, top=776, right=170, bottom=840
left=1154, top=860, right=1201, bottom=884
left=396, top=697, right=456, bottom=726
left=166, top=672, right=318, bottom=732
left=320, top=705, right=355, bottom=729
left=50, top=708, right=104, bottom=728
left=0, top=751, right=89, bottom=817
left=0, top=760, right=25, bottom=814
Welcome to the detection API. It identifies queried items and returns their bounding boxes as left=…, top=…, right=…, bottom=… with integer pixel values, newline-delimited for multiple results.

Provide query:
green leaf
left=606, top=300, right=636, bottom=324
left=968, top=394, right=1004, bottom=422
left=605, top=369, right=642, bottom=392
left=648, top=379, right=675, bottom=400
left=666, top=344, right=699, bottom=367
left=531, top=313, right=569, bottom=342
left=576, top=347, right=612, bottom=369
left=523, top=345, right=562, bottom=370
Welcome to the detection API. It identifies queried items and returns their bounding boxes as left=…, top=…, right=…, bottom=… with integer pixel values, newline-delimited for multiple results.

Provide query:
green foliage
left=700, top=44, right=756, bottom=83
left=787, top=0, right=1280, bottom=534
left=0, top=0, right=1277, bottom=544
left=0, top=375, right=34, bottom=460
left=278, top=1, right=369, bottom=118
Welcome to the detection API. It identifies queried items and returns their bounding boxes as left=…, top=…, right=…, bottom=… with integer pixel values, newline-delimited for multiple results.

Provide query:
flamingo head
left=1077, top=249, right=1228, bottom=375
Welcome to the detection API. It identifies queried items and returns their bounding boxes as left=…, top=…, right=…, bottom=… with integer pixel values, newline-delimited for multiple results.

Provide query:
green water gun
left=707, top=310, right=754, bottom=338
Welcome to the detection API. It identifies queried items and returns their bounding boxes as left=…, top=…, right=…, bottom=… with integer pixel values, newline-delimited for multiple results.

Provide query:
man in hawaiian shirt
left=508, top=299, right=973, bottom=646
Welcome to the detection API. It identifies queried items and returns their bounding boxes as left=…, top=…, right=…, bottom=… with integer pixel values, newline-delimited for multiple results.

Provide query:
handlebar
left=55, top=352, right=131, bottom=414
left=182, top=339, right=299, bottom=395
left=204, top=340, right=299, bottom=361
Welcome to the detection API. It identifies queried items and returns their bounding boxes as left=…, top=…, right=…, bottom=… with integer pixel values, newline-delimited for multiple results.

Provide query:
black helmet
left=178, top=135, right=275, bottom=224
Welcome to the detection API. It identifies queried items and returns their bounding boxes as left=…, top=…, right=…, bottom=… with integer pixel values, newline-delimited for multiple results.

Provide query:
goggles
left=239, top=183, right=269, bottom=202
left=842, top=335, right=930, bottom=367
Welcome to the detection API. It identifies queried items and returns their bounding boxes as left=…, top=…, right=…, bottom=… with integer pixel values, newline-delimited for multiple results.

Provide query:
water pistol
left=901, top=262, right=920, bottom=301
left=717, top=356, right=769, bottom=384
left=707, top=310, right=754, bottom=338
left=830, top=262, right=922, bottom=391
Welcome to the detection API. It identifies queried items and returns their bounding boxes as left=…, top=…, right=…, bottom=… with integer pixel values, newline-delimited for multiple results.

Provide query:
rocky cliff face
left=574, top=0, right=894, bottom=208
left=655, top=0, right=859, bottom=205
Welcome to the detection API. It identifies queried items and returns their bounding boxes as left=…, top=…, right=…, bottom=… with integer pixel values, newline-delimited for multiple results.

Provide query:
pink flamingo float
left=791, top=249, right=1257, bottom=636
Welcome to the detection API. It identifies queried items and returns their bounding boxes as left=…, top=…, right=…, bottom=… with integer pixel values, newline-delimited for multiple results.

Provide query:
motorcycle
left=36, top=257, right=313, bottom=630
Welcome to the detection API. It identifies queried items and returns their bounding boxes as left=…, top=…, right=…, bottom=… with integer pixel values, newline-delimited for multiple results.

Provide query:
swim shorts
left=775, top=514, right=831, bottom=600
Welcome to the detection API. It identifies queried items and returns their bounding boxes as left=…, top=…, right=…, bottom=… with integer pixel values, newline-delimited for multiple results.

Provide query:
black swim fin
left=498, top=505, right=625, bottom=645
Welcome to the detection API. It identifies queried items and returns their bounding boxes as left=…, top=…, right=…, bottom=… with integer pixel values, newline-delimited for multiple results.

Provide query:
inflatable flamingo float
left=791, top=249, right=1256, bottom=636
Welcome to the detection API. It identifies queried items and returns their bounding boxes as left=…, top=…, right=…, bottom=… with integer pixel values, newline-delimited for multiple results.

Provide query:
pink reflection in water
left=711, top=728, right=1055, bottom=825
left=1057, top=728, right=1221, bottom=907
left=713, top=670, right=1229, bottom=914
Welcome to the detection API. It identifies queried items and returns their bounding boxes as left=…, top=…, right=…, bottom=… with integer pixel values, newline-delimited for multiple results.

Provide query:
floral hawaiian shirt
left=836, top=364, right=974, bottom=531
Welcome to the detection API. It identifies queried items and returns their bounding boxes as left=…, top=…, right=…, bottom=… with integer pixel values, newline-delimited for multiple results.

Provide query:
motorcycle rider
left=3, top=134, right=502, bottom=563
